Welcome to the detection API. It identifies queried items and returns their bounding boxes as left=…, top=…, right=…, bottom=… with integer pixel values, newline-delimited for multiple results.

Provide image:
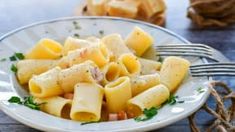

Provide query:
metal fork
left=156, top=44, right=230, bottom=62
left=190, top=63, right=235, bottom=76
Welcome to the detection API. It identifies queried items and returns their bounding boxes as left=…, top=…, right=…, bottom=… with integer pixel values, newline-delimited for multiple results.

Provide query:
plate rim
left=0, top=16, right=211, bottom=132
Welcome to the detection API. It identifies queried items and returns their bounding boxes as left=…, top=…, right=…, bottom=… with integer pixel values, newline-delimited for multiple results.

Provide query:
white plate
left=0, top=16, right=210, bottom=132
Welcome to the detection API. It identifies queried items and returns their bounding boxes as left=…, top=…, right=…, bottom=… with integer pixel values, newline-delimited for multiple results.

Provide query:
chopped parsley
left=73, top=21, right=81, bottom=30
left=8, top=96, right=43, bottom=110
left=197, top=87, right=205, bottom=93
left=74, top=33, right=80, bottom=38
left=9, top=52, right=25, bottom=61
left=9, top=55, right=17, bottom=61
left=10, top=64, right=17, bottom=73
left=15, top=53, right=24, bottom=60
left=0, top=58, right=6, bottom=62
left=158, top=57, right=164, bottom=63
left=99, top=30, right=104, bottom=35
left=81, top=121, right=100, bottom=125
left=134, top=107, right=158, bottom=122
left=167, top=95, right=178, bottom=105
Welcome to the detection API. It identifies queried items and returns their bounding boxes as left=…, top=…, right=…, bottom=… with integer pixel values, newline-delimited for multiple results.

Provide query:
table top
left=0, top=0, right=234, bottom=131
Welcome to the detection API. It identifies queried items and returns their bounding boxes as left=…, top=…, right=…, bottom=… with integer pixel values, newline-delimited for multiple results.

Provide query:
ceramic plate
left=0, top=16, right=210, bottom=132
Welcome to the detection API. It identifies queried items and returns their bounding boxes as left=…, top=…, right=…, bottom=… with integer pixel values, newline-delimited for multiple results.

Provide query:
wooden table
left=0, top=0, right=234, bottom=131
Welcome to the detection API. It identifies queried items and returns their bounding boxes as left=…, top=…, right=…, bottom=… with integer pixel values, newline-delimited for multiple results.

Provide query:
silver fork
left=156, top=44, right=230, bottom=62
left=190, top=63, right=235, bottom=76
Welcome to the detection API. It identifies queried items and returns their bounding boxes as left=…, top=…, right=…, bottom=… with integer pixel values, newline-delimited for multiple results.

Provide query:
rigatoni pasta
left=70, top=83, right=104, bottom=121
left=101, top=62, right=120, bottom=85
left=127, top=84, right=169, bottom=116
left=118, top=53, right=141, bottom=76
left=16, top=59, right=58, bottom=84
left=25, top=38, right=63, bottom=59
left=105, top=77, right=132, bottom=113
left=139, top=58, right=161, bottom=75
left=35, top=96, right=72, bottom=119
left=131, top=73, right=160, bottom=96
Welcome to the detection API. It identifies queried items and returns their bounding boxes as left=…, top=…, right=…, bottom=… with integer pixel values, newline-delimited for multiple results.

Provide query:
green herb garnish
left=81, top=121, right=100, bottom=125
left=9, top=52, right=25, bottom=61
left=177, top=100, right=185, bottom=103
left=158, top=57, right=164, bottom=63
left=10, top=64, right=17, bottom=73
left=99, top=30, right=104, bottom=35
left=74, top=33, right=80, bottom=38
left=73, top=21, right=81, bottom=30
left=167, top=95, right=178, bottom=105
left=8, top=96, right=22, bottom=104
left=197, top=87, right=205, bottom=93
left=15, top=53, right=25, bottom=60
left=134, top=107, right=158, bottom=122
left=0, top=58, right=6, bottom=62
left=8, top=96, right=42, bottom=110
left=9, top=56, right=17, bottom=61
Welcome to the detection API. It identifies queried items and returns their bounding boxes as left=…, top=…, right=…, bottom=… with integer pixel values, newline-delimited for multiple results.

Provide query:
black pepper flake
left=99, top=30, right=104, bottom=35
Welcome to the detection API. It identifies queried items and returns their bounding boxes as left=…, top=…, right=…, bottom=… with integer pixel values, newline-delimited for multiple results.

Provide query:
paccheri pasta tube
left=160, top=56, right=190, bottom=92
left=127, top=84, right=169, bottom=116
left=62, top=37, right=93, bottom=56
left=70, top=83, right=104, bottom=121
left=139, top=58, right=161, bottom=75
left=35, top=96, right=72, bottom=119
left=125, top=26, right=153, bottom=56
left=131, top=73, right=160, bottom=96
left=118, top=53, right=141, bottom=76
left=29, top=67, right=63, bottom=98
left=66, top=43, right=109, bottom=67
left=25, top=38, right=63, bottom=59
left=29, top=61, right=103, bottom=97
left=59, top=61, right=103, bottom=93
left=105, top=76, right=132, bottom=113
left=16, top=59, right=58, bottom=84
left=101, top=62, right=121, bottom=85
left=102, top=34, right=131, bottom=61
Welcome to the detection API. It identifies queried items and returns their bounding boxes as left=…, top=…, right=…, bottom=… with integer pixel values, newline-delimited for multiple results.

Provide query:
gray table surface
left=0, top=0, right=235, bottom=131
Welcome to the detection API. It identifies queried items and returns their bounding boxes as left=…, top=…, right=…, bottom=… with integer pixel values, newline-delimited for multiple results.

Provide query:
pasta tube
left=29, top=67, right=63, bottom=98
left=16, top=59, right=58, bottom=84
left=118, top=53, right=141, bottom=76
left=139, top=58, right=161, bottom=75
left=102, top=34, right=131, bottom=61
left=105, top=77, right=132, bottom=113
left=101, top=62, right=121, bottom=85
left=67, top=43, right=109, bottom=67
left=59, top=61, right=103, bottom=93
left=160, top=56, right=190, bottom=92
left=35, top=96, right=72, bottom=119
left=125, top=27, right=153, bottom=56
left=127, top=84, right=169, bottom=116
left=62, top=37, right=93, bottom=56
left=70, top=83, right=104, bottom=121
left=131, top=73, right=160, bottom=96
left=25, top=38, right=63, bottom=59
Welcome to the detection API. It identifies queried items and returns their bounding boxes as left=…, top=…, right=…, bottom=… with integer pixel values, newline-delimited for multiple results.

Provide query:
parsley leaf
left=8, top=96, right=42, bottom=110
left=197, top=87, right=205, bottom=93
left=10, top=64, right=17, bottom=73
left=8, top=96, right=22, bottom=104
left=74, top=33, right=80, bottom=38
left=0, top=58, right=6, bottom=62
left=81, top=121, right=100, bottom=125
left=9, top=52, right=25, bottom=61
left=9, top=56, right=17, bottom=61
left=99, top=30, right=104, bottom=35
left=158, top=57, right=164, bottom=63
left=167, top=95, right=178, bottom=105
left=134, top=107, right=158, bottom=122
left=15, top=53, right=24, bottom=60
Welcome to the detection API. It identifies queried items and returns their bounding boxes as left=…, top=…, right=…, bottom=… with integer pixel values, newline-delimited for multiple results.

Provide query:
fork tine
left=156, top=44, right=211, bottom=49
left=157, top=49, right=212, bottom=56
left=191, top=72, right=235, bottom=76
left=156, top=46, right=212, bottom=52
left=190, top=63, right=235, bottom=76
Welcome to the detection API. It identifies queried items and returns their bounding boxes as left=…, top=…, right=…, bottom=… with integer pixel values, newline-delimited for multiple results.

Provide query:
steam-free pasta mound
left=15, top=26, right=190, bottom=122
